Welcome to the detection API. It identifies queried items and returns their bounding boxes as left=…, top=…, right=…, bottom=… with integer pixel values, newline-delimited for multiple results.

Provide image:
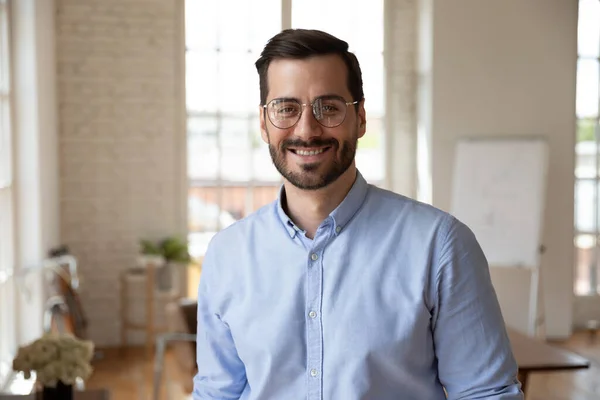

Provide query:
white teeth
left=296, top=148, right=325, bottom=156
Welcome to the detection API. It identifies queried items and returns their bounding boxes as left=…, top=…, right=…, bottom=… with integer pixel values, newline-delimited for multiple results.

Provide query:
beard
left=267, top=128, right=358, bottom=191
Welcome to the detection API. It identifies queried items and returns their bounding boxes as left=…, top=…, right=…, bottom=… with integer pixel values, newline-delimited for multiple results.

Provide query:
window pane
left=188, top=187, right=233, bottom=231
left=576, top=179, right=598, bottom=233
left=186, top=51, right=218, bottom=113
left=250, top=116, right=281, bottom=182
left=578, top=0, right=600, bottom=58
left=216, top=1, right=251, bottom=51
left=577, top=117, right=597, bottom=143
left=185, top=1, right=217, bottom=51
left=292, top=0, right=353, bottom=41
left=188, top=186, right=238, bottom=256
left=220, top=117, right=252, bottom=182
left=249, top=51, right=263, bottom=106
left=291, top=1, right=385, bottom=185
left=188, top=117, right=219, bottom=180
left=188, top=231, right=216, bottom=259
left=222, top=186, right=249, bottom=220
left=352, top=1, right=384, bottom=53
left=186, top=0, right=281, bottom=52
left=358, top=51, right=385, bottom=115
left=252, top=185, right=280, bottom=210
left=248, top=1, right=281, bottom=53
left=575, top=234, right=596, bottom=295
left=576, top=59, right=599, bottom=118
left=217, top=52, right=255, bottom=115
left=356, top=116, right=385, bottom=183
left=575, top=139, right=597, bottom=179
left=191, top=0, right=281, bottom=52
left=291, top=0, right=384, bottom=54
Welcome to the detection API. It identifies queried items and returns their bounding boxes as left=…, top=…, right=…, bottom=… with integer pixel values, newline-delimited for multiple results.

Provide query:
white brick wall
left=56, top=0, right=185, bottom=347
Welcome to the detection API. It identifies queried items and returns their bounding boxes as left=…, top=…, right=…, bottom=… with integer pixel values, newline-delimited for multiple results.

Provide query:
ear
left=259, top=105, right=269, bottom=143
left=357, top=99, right=367, bottom=139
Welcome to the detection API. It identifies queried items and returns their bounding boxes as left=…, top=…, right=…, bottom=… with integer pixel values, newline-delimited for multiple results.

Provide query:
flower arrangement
left=12, top=333, right=95, bottom=388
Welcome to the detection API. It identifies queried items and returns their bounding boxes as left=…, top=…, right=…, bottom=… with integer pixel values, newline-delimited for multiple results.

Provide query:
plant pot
left=156, top=261, right=173, bottom=292
left=42, top=381, right=73, bottom=400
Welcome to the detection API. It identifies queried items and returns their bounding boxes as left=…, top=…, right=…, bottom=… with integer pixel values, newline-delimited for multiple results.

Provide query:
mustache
left=281, top=138, right=338, bottom=150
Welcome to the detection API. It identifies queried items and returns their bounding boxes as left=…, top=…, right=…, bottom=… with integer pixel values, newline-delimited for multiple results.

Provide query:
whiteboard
left=450, top=137, right=549, bottom=268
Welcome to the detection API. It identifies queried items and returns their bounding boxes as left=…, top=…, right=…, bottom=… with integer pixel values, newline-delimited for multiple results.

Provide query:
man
left=193, top=29, right=523, bottom=400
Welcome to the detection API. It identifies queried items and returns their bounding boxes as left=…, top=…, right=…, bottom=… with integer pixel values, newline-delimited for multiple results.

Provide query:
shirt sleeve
left=193, top=244, right=247, bottom=399
left=432, top=216, right=524, bottom=399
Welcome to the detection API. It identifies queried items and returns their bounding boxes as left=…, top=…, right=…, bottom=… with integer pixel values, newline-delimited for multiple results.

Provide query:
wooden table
left=508, top=329, right=590, bottom=394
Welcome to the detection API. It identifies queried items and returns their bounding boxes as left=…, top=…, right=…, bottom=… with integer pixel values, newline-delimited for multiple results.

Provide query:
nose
left=295, top=104, right=323, bottom=139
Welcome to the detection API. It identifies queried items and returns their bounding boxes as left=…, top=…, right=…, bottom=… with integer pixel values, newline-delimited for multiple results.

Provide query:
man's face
left=259, top=54, right=366, bottom=190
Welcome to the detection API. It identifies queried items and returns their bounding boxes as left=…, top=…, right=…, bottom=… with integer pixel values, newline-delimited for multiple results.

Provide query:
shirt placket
left=306, top=221, right=333, bottom=400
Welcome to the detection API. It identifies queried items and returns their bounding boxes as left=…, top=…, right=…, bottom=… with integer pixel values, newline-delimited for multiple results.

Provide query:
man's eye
left=278, top=107, right=296, bottom=114
left=321, top=105, right=339, bottom=113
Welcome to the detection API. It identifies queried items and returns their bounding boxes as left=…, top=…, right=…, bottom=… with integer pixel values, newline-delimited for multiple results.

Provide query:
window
left=574, top=0, right=600, bottom=295
left=0, top=0, right=15, bottom=387
left=185, top=0, right=386, bottom=262
left=292, top=0, right=385, bottom=184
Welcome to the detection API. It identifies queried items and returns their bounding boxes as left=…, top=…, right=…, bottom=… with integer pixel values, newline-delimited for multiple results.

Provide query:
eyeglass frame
left=261, top=95, right=360, bottom=129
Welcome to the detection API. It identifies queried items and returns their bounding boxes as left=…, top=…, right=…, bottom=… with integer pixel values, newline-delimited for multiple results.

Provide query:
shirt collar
left=275, top=170, right=370, bottom=238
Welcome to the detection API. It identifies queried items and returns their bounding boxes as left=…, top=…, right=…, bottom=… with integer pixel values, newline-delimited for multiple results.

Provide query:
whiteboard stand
left=531, top=248, right=547, bottom=339
left=528, top=258, right=545, bottom=338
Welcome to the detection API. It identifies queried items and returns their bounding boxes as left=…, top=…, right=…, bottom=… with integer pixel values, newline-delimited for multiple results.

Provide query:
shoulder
left=198, top=201, right=278, bottom=290
left=363, top=185, right=480, bottom=257
left=201, top=200, right=279, bottom=266
left=365, top=185, right=458, bottom=232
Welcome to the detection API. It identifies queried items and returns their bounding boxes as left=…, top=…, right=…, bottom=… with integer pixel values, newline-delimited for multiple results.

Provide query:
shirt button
left=311, top=253, right=318, bottom=261
left=309, top=311, right=317, bottom=319
left=310, top=369, right=318, bottom=377
left=336, top=226, right=342, bottom=233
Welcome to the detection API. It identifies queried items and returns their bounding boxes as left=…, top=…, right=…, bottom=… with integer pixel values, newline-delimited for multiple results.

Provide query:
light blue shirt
left=194, top=171, right=523, bottom=400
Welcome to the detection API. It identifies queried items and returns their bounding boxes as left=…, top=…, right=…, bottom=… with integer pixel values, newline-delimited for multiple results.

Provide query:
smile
left=289, top=147, right=331, bottom=156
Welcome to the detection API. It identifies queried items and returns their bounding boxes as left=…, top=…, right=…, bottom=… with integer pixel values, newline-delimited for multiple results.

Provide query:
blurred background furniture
left=42, top=246, right=88, bottom=339
left=152, top=298, right=197, bottom=400
left=120, top=262, right=182, bottom=358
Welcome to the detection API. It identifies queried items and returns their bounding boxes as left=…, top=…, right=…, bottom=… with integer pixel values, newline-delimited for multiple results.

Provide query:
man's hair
left=255, top=29, right=364, bottom=107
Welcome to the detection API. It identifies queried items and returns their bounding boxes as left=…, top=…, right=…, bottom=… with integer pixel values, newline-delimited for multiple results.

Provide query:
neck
left=283, top=166, right=357, bottom=239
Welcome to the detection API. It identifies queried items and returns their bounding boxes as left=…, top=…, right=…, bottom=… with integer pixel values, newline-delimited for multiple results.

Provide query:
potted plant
left=12, top=333, right=94, bottom=400
left=139, top=236, right=192, bottom=291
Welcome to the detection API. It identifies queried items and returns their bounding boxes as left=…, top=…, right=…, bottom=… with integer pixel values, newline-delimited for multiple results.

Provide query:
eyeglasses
left=262, top=95, right=359, bottom=129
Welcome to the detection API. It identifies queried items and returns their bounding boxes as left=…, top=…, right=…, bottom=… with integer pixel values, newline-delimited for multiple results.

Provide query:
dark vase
left=42, top=381, right=73, bottom=400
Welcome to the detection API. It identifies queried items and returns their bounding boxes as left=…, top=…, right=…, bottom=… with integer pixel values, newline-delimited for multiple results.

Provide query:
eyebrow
left=270, top=94, right=347, bottom=104
left=270, top=97, right=300, bottom=104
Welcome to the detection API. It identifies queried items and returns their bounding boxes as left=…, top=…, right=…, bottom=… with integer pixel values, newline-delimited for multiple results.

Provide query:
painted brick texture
left=56, top=0, right=184, bottom=347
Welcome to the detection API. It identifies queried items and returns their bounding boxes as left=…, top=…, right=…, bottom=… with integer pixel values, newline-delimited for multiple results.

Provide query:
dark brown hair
left=255, top=29, right=364, bottom=108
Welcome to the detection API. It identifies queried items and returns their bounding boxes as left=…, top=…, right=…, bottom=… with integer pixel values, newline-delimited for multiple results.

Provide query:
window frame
left=574, top=0, right=600, bottom=296
left=0, top=0, right=17, bottom=390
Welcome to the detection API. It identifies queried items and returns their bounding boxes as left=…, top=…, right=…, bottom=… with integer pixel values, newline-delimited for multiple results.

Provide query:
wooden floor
left=84, top=347, right=190, bottom=400
left=85, top=331, right=600, bottom=400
